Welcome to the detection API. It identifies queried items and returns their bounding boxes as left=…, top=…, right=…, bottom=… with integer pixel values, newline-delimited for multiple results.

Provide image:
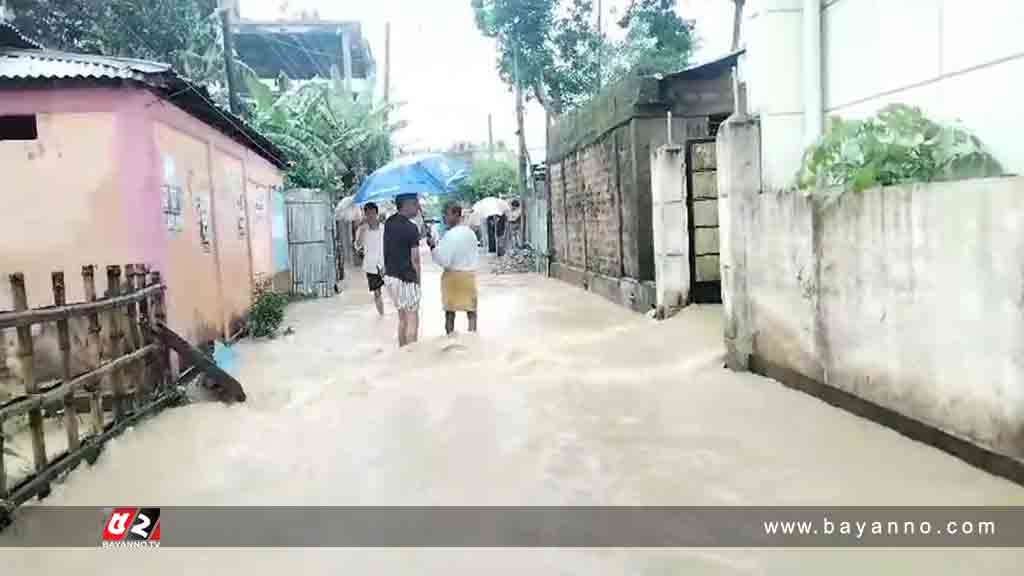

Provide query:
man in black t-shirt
left=383, top=193, right=423, bottom=346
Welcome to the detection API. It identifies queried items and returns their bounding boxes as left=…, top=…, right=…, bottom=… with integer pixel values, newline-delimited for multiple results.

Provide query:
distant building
left=234, top=19, right=375, bottom=99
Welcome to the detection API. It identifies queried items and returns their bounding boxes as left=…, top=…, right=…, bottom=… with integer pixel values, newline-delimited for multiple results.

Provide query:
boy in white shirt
left=354, top=202, right=385, bottom=316
left=427, top=202, right=479, bottom=334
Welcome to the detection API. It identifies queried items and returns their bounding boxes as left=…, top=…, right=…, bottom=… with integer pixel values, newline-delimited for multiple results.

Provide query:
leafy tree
left=245, top=77, right=403, bottom=197
left=457, top=158, right=518, bottom=204
left=607, top=0, right=695, bottom=81
left=472, top=0, right=603, bottom=116
left=8, top=0, right=231, bottom=99
left=472, top=0, right=695, bottom=115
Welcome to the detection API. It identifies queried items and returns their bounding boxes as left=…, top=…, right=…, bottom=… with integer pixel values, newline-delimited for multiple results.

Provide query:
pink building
left=0, top=23, right=287, bottom=345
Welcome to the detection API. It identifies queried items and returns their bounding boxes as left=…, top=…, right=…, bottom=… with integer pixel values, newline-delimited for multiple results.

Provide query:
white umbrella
left=334, top=195, right=363, bottom=222
left=469, top=197, right=511, bottom=227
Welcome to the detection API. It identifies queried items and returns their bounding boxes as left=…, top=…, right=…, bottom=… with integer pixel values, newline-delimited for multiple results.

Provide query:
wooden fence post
left=149, top=270, right=172, bottom=392
left=123, top=264, right=142, bottom=406
left=105, top=266, right=127, bottom=420
left=134, top=264, right=153, bottom=400
left=81, top=266, right=104, bottom=435
left=51, top=271, right=80, bottom=452
left=10, top=273, right=47, bottom=473
left=0, top=418, right=6, bottom=499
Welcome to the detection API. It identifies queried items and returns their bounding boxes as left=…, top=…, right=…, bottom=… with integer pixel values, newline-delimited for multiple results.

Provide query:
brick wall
left=563, top=153, right=586, bottom=269
left=582, top=138, right=622, bottom=277
left=550, top=131, right=622, bottom=278
left=548, top=162, right=568, bottom=264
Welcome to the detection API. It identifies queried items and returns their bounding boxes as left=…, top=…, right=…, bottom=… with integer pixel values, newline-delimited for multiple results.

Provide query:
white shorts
left=384, top=276, right=421, bottom=312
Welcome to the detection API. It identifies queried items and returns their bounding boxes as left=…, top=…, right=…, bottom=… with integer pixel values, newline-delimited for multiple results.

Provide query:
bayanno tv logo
left=101, top=508, right=161, bottom=548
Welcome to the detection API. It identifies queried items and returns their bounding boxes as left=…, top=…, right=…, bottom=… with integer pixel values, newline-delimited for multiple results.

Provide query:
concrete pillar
left=650, top=145, right=689, bottom=317
left=802, top=0, right=823, bottom=146
left=341, top=29, right=354, bottom=91
left=746, top=0, right=805, bottom=190
left=716, top=115, right=761, bottom=371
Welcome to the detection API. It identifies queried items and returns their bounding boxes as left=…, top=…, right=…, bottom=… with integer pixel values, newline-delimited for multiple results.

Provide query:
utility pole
left=218, top=0, right=241, bottom=114
left=383, top=22, right=391, bottom=106
left=488, top=114, right=495, bottom=160
left=513, top=40, right=528, bottom=202
left=596, top=0, right=602, bottom=92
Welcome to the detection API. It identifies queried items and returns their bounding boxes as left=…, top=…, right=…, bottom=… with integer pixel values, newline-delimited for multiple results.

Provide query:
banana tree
left=245, top=75, right=405, bottom=198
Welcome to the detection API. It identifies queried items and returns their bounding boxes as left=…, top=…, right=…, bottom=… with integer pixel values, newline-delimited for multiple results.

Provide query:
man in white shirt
left=354, top=202, right=385, bottom=316
left=508, top=199, right=523, bottom=249
left=427, top=202, right=480, bottom=334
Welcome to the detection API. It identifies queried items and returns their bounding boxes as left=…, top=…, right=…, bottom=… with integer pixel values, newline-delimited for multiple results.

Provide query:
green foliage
left=471, top=0, right=693, bottom=114
left=245, top=77, right=403, bottom=194
left=608, top=0, right=695, bottom=81
left=248, top=291, right=288, bottom=338
left=9, top=1, right=230, bottom=94
left=798, top=104, right=1004, bottom=200
left=457, top=159, right=518, bottom=203
left=472, top=0, right=596, bottom=114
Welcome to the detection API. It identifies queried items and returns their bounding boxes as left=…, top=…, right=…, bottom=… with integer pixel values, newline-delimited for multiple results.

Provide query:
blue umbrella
left=354, top=153, right=470, bottom=205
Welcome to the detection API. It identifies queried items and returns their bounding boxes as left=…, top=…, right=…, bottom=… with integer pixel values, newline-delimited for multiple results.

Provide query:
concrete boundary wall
left=549, top=262, right=656, bottom=314
left=718, top=115, right=1024, bottom=476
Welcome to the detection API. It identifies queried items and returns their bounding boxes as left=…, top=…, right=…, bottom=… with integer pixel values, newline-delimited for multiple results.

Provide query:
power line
left=261, top=33, right=331, bottom=79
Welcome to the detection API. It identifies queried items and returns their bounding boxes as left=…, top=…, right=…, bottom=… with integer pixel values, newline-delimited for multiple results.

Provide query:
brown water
left=6, top=255, right=1024, bottom=573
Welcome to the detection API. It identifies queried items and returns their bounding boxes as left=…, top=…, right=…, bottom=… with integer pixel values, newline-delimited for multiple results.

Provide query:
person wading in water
left=383, top=194, right=423, bottom=346
left=427, top=202, right=479, bottom=334
left=354, top=202, right=385, bottom=316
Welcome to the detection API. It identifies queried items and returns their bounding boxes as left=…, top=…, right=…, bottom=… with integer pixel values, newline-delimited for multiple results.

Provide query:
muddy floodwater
left=6, top=254, right=1024, bottom=573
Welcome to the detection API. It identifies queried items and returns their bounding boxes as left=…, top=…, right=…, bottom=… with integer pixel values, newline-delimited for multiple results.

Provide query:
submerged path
left=7, top=255, right=1024, bottom=573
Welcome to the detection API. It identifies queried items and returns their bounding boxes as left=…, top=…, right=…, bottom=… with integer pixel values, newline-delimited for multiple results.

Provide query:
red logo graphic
left=102, top=508, right=161, bottom=548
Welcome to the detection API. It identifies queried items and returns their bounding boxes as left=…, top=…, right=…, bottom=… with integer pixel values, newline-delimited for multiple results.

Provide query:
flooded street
left=7, top=255, right=1024, bottom=573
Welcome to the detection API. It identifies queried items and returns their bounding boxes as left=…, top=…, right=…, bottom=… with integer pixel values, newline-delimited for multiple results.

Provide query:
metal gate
left=685, top=139, right=722, bottom=304
left=527, top=166, right=550, bottom=274
left=284, top=189, right=337, bottom=297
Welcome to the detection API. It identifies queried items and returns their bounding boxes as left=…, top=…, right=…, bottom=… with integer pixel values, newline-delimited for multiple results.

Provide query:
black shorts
left=366, top=273, right=384, bottom=292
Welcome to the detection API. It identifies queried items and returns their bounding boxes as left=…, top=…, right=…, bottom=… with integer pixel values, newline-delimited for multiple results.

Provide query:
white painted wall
left=747, top=0, right=1024, bottom=190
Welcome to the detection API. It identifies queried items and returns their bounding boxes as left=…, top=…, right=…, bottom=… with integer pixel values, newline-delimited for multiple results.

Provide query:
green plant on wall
left=798, top=104, right=1004, bottom=200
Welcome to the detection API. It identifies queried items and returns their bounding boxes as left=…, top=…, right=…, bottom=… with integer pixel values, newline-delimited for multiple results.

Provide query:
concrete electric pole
left=513, top=41, right=529, bottom=202
left=218, top=0, right=241, bottom=114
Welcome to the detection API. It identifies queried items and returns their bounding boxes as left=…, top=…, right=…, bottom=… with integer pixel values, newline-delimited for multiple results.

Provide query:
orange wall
left=246, top=160, right=278, bottom=283
left=0, top=106, right=138, bottom=307
left=147, top=98, right=283, bottom=341
left=152, top=122, right=224, bottom=344
left=210, top=150, right=252, bottom=334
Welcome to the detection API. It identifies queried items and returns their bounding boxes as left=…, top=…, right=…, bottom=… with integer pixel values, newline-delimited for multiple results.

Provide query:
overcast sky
left=239, top=0, right=736, bottom=159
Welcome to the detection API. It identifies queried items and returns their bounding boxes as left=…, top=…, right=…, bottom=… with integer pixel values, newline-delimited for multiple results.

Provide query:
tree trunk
left=731, top=0, right=745, bottom=51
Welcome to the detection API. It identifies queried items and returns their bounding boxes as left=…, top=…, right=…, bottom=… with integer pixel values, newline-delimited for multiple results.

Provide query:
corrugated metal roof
left=0, top=21, right=43, bottom=50
left=660, top=49, right=746, bottom=81
left=0, top=44, right=288, bottom=170
left=0, top=49, right=172, bottom=81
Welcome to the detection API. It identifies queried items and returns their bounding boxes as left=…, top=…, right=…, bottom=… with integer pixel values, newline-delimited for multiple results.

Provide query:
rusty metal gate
left=284, top=189, right=337, bottom=298
left=685, top=139, right=721, bottom=304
